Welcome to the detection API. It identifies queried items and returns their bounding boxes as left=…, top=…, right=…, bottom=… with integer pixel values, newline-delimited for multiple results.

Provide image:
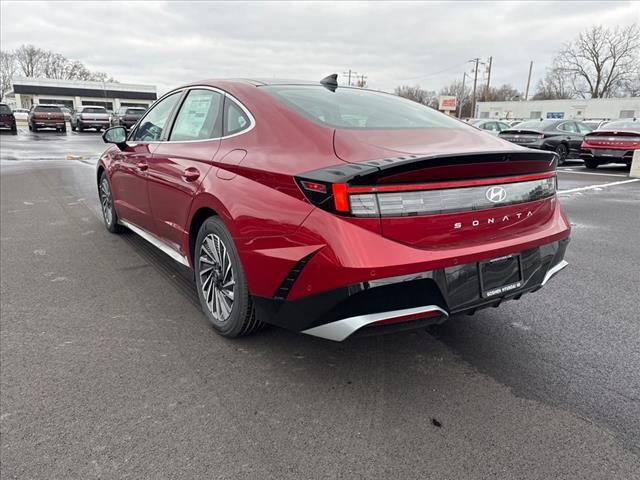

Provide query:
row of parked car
left=467, top=117, right=639, bottom=169
left=0, top=103, right=147, bottom=134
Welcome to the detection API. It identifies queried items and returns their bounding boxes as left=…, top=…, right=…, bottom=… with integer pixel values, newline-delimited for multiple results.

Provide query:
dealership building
left=476, top=97, right=640, bottom=121
left=4, top=77, right=157, bottom=111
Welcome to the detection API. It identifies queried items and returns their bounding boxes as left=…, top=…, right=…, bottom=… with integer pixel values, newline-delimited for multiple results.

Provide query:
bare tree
left=0, top=50, right=17, bottom=100
left=41, top=51, right=69, bottom=80
left=14, top=44, right=45, bottom=77
left=481, top=83, right=522, bottom=101
left=532, top=66, right=573, bottom=100
left=554, top=24, right=640, bottom=98
left=394, top=85, right=438, bottom=108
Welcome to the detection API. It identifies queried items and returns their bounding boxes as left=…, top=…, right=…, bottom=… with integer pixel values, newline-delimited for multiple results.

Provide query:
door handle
left=137, top=161, right=148, bottom=171
left=182, top=167, right=200, bottom=182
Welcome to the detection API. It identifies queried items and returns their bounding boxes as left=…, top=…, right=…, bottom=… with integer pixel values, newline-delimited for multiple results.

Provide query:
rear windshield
left=600, top=120, right=639, bottom=130
left=35, top=105, right=62, bottom=113
left=511, top=120, right=557, bottom=131
left=125, top=108, right=145, bottom=115
left=0, top=104, right=11, bottom=114
left=262, top=85, right=464, bottom=129
left=82, top=107, right=106, bottom=113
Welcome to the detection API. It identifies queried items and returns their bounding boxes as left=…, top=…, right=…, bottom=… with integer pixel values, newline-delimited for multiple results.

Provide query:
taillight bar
left=344, top=171, right=556, bottom=194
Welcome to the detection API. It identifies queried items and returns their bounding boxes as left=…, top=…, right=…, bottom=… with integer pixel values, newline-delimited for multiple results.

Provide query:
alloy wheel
left=100, top=178, right=113, bottom=226
left=199, top=234, right=235, bottom=322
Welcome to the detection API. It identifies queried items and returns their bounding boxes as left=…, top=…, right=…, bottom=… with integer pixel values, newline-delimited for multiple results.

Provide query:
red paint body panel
left=97, top=78, right=571, bottom=315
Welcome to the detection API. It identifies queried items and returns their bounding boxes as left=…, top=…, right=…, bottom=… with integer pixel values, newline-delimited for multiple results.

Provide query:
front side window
left=0, top=104, right=11, bottom=114
left=170, top=89, right=223, bottom=141
left=262, top=85, right=464, bottom=130
left=131, top=92, right=181, bottom=142
left=224, top=98, right=251, bottom=136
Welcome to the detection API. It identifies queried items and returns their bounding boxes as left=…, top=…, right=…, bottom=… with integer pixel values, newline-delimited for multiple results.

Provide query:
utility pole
left=356, top=74, right=367, bottom=88
left=342, top=69, right=357, bottom=86
left=458, top=72, right=467, bottom=118
left=524, top=61, right=533, bottom=101
left=470, top=58, right=480, bottom=118
left=484, top=56, right=492, bottom=101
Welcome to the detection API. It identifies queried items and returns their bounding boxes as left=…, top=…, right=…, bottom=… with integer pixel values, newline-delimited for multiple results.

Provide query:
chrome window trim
left=127, top=85, right=256, bottom=146
left=118, top=219, right=190, bottom=267
left=301, top=305, right=448, bottom=342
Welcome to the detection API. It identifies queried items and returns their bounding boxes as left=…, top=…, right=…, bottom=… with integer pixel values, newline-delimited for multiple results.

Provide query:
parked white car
left=12, top=108, right=29, bottom=121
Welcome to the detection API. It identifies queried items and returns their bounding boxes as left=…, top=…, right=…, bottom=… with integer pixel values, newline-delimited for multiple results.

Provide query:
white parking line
left=558, top=178, right=640, bottom=194
left=557, top=169, right=628, bottom=178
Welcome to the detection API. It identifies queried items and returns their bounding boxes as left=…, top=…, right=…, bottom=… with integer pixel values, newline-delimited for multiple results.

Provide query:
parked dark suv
left=110, top=106, right=146, bottom=130
left=0, top=103, right=17, bottom=134
left=28, top=104, right=66, bottom=132
left=499, top=119, right=592, bottom=165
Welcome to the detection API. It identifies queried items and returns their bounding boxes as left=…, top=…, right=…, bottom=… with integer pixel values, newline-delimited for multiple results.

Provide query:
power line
left=399, top=61, right=470, bottom=81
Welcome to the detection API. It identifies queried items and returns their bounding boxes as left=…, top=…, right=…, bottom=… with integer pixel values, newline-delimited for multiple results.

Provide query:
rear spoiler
left=297, top=150, right=557, bottom=186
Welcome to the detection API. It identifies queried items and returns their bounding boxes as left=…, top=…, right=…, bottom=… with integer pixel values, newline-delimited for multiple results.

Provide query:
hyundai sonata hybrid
left=97, top=76, right=570, bottom=341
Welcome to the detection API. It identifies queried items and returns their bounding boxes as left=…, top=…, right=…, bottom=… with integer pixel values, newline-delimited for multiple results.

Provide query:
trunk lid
left=582, top=129, right=640, bottom=149
left=297, top=129, right=558, bottom=249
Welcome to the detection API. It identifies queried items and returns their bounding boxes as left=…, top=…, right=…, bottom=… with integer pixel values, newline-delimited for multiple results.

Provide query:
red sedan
left=580, top=119, right=640, bottom=169
left=97, top=76, right=571, bottom=341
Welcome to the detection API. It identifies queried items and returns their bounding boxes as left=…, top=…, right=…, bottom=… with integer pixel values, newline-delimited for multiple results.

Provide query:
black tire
left=78, top=123, right=84, bottom=132
left=98, top=172, right=123, bottom=233
left=194, top=216, right=263, bottom=337
left=61, top=125, right=67, bottom=133
left=31, top=123, right=37, bottom=132
left=555, top=143, right=568, bottom=166
left=10, top=126, right=17, bottom=135
left=584, top=159, right=599, bottom=169
left=71, top=123, right=76, bottom=131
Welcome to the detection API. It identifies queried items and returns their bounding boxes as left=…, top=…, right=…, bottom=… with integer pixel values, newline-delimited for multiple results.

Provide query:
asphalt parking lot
left=1, top=129, right=639, bottom=479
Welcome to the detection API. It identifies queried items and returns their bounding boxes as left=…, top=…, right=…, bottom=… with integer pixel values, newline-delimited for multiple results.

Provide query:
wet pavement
left=1, top=131, right=639, bottom=479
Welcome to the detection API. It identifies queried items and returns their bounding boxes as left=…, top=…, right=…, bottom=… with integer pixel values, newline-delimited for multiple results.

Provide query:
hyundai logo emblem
left=486, top=186, right=507, bottom=203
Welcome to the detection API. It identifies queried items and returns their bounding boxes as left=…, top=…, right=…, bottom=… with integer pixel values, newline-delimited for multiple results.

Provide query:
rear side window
left=34, top=105, right=61, bottom=113
left=170, top=89, right=223, bottom=141
left=262, top=85, right=464, bottom=130
left=0, top=104, right=11, bottom=114
left=558, top=122, right=578, bottom=133
left=131, top=92, right=181, bottom=142
left=223, top=98, right=251, bottom=136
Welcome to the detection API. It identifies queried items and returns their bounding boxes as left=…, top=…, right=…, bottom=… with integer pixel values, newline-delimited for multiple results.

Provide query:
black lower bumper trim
left=253, top=238, right=570, bottom=338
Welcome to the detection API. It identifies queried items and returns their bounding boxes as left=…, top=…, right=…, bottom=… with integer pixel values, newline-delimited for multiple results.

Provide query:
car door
left=110, top=91, right=182, bottom=233
left=557, top=121, right=582, bottom=153
left=147, top=88, right=224, bottom=252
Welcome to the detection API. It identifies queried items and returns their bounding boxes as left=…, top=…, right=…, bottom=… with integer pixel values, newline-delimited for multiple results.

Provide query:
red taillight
left=332, top=183, right=350, bottom=212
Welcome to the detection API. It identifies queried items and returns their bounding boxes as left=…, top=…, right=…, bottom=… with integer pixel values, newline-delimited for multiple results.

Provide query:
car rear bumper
left=580, top=149, right=634, bottom=164
left=32, top=121, right=65, bottom=128
left=253, top=237, right=570, bottom=341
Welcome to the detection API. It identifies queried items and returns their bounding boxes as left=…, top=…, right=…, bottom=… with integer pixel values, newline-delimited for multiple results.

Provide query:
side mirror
left=102, top=126, right=127, bottom=150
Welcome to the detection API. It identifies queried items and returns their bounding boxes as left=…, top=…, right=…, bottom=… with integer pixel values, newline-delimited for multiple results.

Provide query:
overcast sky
left=1, top=1, right=638, bottom=95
